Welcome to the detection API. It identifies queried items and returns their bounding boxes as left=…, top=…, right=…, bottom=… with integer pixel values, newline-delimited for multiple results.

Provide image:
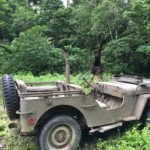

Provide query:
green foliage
left=11, top=6, right=38, bottom=37
left=45, top=7, right=74, bottom=48
left=0, top=114, right=7, bottom=137
left=0, top=0, right=13, bottom=40
left=71, top=3, right=94, bottom=49
left=124, top=0, right=150, bottom=36
left=13, top=72, right=66, bottom=82
left=65, top=46, right=92, bottom=73
left=100, top=0, right=150, bottom=76
left=91, top=0, right=123, bottom=39
left=4, top=136, right=38, bottom=150
left=0, top=0, right=149, bottom=76
left=97, top=125, right=150, bottom=150
left=9, top=26, right=64, bottom=75
left=102, top=37, right=131, bottom=73
left=39, top=0, right=64, bottom=24
left=102, top=35, right=150, bottom=75
left=0, top=42, right=11, bottom=74
left=0, top=111, right=38, bottom=150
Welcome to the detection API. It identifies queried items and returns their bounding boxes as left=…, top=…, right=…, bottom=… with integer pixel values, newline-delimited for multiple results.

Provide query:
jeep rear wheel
left=1, top=75, right=20, bottom=120
left=39, top=115, right=81, bottom=150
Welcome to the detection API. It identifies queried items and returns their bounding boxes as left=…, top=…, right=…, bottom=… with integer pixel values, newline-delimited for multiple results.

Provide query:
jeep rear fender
left=133, top=94, right=150, bottom=119
left=35, top=105, right=87, bottom=130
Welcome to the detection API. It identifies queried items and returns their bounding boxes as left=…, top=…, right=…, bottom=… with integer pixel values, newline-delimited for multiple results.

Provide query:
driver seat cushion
left=27, top=86, right=58, bottom=92
left=15, top=80, right=58, bottom=93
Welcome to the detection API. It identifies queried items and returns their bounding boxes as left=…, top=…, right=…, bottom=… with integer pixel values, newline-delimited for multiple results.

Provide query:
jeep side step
left=89, top=122, right=122, bottom=134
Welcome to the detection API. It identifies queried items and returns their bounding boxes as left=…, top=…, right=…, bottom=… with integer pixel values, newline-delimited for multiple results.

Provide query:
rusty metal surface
left=97, top=82, right=123, bottom=98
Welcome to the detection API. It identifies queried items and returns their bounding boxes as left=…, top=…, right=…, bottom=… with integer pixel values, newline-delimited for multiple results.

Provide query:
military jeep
left=1, top=74, right=150, bottom=150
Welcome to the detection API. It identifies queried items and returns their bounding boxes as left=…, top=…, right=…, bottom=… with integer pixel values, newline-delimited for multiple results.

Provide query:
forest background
left=0, top=0, right=149, bottom=77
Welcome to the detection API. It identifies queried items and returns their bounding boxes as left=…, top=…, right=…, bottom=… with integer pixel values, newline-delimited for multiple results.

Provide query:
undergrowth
left=97, top=124, right=150, bottom=150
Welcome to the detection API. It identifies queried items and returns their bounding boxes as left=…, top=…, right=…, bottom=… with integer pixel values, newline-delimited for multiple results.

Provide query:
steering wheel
left=78, top=72, right=94, bottom=86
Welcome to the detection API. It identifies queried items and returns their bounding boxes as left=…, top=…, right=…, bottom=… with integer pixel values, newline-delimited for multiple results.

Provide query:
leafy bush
left=65, top=46, right=92, bottom=73
left=11, top=6, right=38, bottom=37
left=9, top=26, right=64, bottom=75
left=97, top=124, right=150, bottom=150
left=102, top=37, right=131, bottom=74
left=102, top=36, right=150, bottom=76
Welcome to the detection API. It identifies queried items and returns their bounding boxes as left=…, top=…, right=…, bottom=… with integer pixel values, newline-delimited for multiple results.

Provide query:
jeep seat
left=27, top=86, right=58, bottom=92
left=15, top=80, right=58, bottom=93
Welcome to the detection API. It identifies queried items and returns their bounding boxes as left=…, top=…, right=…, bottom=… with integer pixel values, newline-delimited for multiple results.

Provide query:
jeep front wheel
left=145, top=107, right=150, bottom=123
left=39, top=115, right=81, bottom=150
left=142, top=105, right=150, bottom=124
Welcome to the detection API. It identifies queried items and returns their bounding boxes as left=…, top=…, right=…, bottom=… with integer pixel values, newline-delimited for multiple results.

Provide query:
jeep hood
left=97, top=79, right=150, bottom=97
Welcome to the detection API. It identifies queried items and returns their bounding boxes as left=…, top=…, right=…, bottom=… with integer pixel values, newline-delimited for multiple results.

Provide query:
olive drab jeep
left=1, top=74, right=150, bottom=150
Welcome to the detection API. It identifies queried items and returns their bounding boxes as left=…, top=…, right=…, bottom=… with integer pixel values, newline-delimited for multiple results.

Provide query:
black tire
left=39, top=115, right=81, bottom=150
left=145, top=106, right=150, bottom=123
left=141, top=105, right=150, bottom=125
left=1, top=75, right=20, bottom=120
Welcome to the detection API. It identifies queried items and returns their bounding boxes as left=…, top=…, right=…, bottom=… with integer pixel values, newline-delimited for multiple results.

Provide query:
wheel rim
left=48, top=124, right=75, bottom=149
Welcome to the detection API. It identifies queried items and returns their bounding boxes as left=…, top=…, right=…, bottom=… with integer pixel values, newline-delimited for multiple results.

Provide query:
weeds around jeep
left=1, top=74, right=150, bottom=150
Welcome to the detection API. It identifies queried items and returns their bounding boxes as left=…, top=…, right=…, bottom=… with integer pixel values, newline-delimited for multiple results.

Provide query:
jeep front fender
left=133, top=94, right=150, bottom=119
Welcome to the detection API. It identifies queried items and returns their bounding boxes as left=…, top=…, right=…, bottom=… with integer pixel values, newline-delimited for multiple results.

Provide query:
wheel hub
left=49, top=125, right=72, bottom=148
left=55, top=130, right=66, bottom=142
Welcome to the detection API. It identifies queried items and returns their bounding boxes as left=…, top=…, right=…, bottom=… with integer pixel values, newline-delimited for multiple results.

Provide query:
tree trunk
left=63, top=51, right=70, bottom=83
left=91, top=33, right=104, bottom=75
left=67, top=0, right=70, bottom=7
